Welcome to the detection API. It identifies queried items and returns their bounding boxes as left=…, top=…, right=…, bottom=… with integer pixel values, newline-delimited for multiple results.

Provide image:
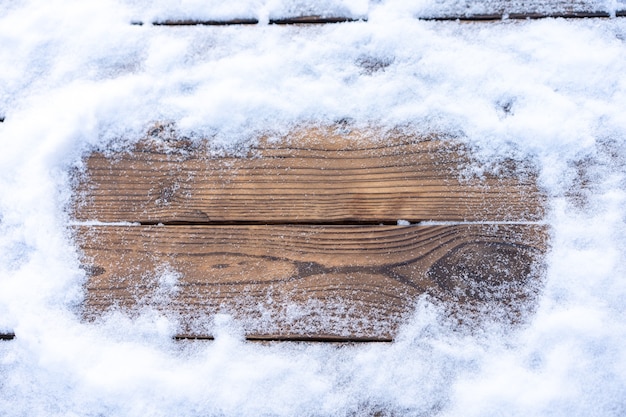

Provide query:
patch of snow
left=1, top=1, right=626, bottom=415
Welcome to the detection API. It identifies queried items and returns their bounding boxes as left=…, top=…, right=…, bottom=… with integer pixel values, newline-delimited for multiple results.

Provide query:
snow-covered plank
left=151, top=18, right=259, bottom=26
left=268, top=15, right=365, bottom=24
left=151, top=16, right=365, bottom=25
left=131, top=0, right=626, bottom=24
left=77, top=224, right=547, bottom=340
left=414, top=0, right=626, bottom=19
left=73, top=127, right=544, bottom=224
left=128, top=0, right=368, bottom=26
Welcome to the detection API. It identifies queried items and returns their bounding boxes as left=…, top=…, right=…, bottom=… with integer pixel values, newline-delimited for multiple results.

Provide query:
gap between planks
left=70, top=220, right=546, bottom=227
left=174, top=334, right=393, bottom=343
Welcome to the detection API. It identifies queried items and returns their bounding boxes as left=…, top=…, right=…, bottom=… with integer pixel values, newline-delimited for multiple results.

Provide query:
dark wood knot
left=427, top=241, right=541, bottom=304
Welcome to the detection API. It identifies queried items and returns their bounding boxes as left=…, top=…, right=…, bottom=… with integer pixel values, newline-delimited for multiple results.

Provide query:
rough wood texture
left=73, top=127, right=543, bottom=224
left=77, top=224, right=547, bottom=339
left=74, top=126, right=548, bottom=340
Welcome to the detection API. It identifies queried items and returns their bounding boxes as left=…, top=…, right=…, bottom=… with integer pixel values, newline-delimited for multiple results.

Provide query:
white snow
left=1, top=0, right=626, bottom=416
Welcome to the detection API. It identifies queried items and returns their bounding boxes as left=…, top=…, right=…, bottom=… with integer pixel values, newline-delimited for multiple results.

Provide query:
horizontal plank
left=77, top=224, right=547, bottom=339
left=269, top=16, right=366, bottom=24
left=416, top=0, right=624, bottom=19
left=426, top=11, right=613, bottom=20
left=152, top=18, right=259, bottom=26
left=149, top=16, right=365, bottom=26
left=73, top=127, right=544, bottom=223
left=133, top=1, right=626, bottom=26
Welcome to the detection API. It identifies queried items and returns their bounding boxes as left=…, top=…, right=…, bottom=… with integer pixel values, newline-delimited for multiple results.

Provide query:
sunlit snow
left=1, top=0, right=626, bottom=416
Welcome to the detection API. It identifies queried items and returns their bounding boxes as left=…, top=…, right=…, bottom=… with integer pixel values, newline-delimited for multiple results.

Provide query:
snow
left=1, top=0, right=626, bottom=416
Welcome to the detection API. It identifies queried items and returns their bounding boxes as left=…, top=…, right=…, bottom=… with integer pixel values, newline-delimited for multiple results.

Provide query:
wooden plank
left=269, top=16, right=366, bottom=24
left=426, top=11, right=612, bottom=20
left=77, top=224, right=547, bottom=339
left=152, top=18, right=259, bottom=26
left=141, top=1, right=626, bottom=26
left=416, top=0, right=620, bottom=20
left=149, top=16, right=364, bottom=26
left=73, top=127, right=544, bottom=224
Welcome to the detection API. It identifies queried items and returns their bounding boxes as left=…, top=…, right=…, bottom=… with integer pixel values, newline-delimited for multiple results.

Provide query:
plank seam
left=174, top=334, right=393, bottom=342
left=70, top=220, right=546, bottom=226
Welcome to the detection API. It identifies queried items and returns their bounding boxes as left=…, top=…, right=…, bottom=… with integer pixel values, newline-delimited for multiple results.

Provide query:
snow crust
left=1, top=0, right=626, bottom=415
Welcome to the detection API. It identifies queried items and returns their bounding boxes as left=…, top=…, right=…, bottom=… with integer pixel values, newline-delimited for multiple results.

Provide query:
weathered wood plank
left=73, top=127, right=544, bottom=224
left=77, top=224, right=547, bottom=339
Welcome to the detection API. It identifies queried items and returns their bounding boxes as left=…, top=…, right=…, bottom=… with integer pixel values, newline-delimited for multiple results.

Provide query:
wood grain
left=77, top=224, right=547, bottom=339
left=73, top=127, right=544, bottom=224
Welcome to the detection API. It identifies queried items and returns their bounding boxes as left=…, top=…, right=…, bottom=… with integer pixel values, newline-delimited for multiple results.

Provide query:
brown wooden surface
left=73, top=127, right=544, bottom=224
left=77, top=224, right=547, bottom=339
left=74, top=126, right=548, bottom=340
